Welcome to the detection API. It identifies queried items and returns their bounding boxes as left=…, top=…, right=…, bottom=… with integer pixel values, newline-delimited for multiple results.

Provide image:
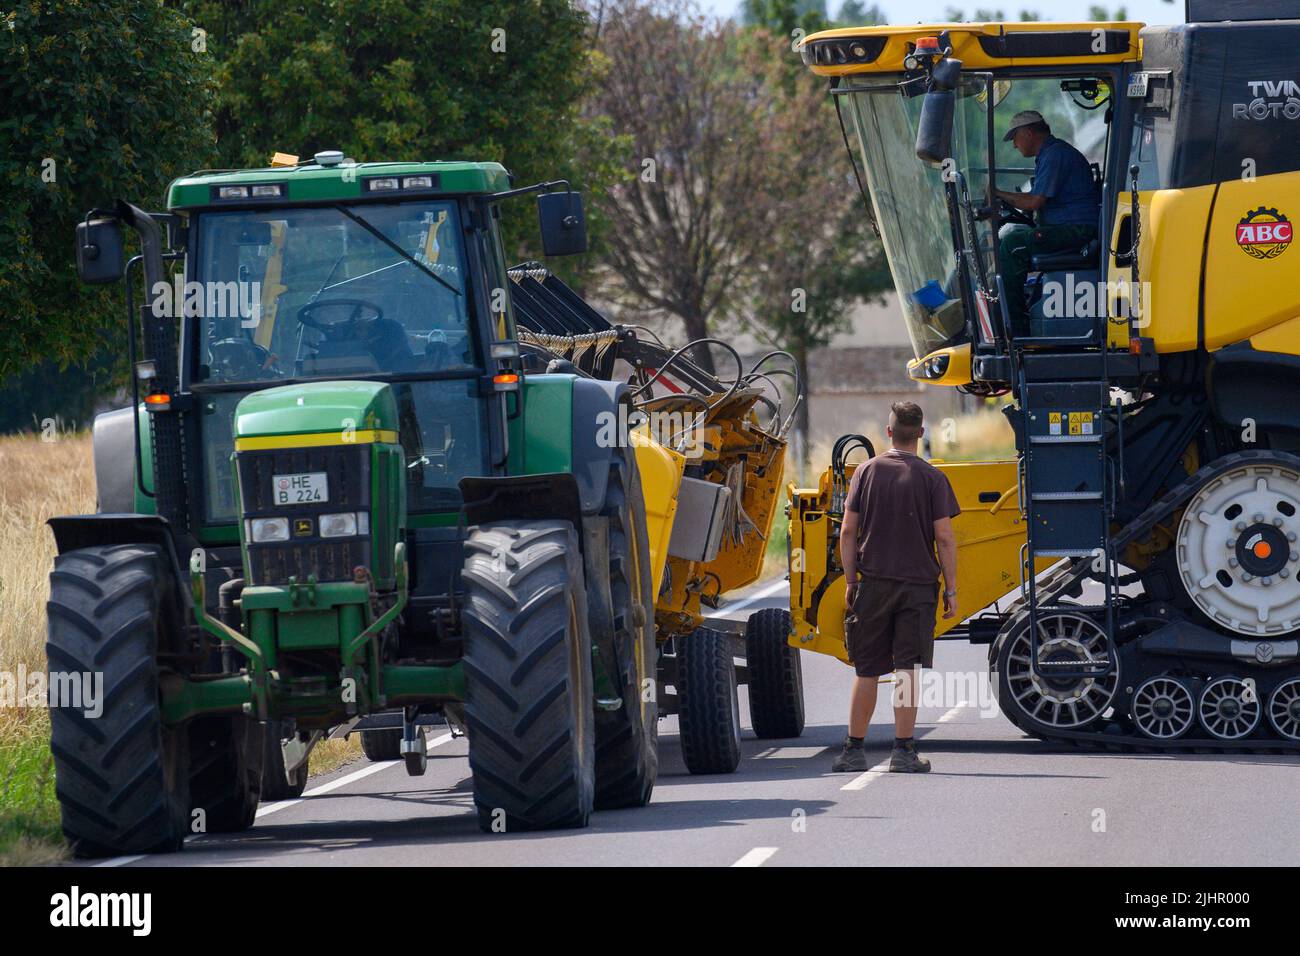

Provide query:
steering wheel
left=994, top=197, right=1035, bottom=228
left=977, top=198, right=1035, bottom=228
left=297, top=299, right=385, bottom=340
left=208, top=338, right=279, bottom=380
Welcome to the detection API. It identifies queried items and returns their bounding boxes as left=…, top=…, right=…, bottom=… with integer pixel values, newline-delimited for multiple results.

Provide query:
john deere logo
left=293, top=518, right=313, bottom=537
left=1236, top=207, right=1292, bottom=259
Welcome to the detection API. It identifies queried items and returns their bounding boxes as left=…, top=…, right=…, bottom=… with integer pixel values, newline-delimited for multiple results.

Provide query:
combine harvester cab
left=793, top=0, right=1300, bottom=750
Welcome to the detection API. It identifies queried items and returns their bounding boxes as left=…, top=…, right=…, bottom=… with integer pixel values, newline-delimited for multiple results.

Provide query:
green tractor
left=51, top=153, right=662, bottom=856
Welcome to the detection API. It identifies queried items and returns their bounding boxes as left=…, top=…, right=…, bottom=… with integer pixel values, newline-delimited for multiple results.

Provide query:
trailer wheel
left=745, top=608, right=805, bottom=739
left=189, top=714, right=262, bottom=832
left=462, top=520, right=595, bottom=831
left=360, top=729, right=402, bottom=761
left=46, top=544, right=190, bottom=857
left=260, top=720, right=308, bottom=801
left=677, top=627, right=742, bottom=774
left=594, top=457, right=659, bottom=809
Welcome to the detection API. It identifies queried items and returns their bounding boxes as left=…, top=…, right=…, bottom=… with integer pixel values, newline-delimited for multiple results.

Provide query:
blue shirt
left=1031, top=136, right=1101, bottom=227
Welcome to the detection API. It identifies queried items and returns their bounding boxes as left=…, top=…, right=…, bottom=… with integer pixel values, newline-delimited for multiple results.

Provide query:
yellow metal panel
left=1250, top=313, right=1300, bottom=356
left=1204, top=172, right=1300, bottom=350
left=234, top=429, right=398, bottom=451
left=801, top=22, right=1143, bottom=77
left=786, top=458, right=1051, bottom=661
left=630, top=426, right=684, bottom=599
left=907, top=342, right=972, bottom=387
left=1106, top=186, right=1213, bottom=352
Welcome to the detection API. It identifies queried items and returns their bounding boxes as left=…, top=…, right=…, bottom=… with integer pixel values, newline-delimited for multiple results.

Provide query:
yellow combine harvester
left=786, top=0, right=1300, bottom=749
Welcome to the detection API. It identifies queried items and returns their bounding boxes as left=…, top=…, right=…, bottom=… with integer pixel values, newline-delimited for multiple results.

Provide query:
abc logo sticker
left=1236, top=206, right=1292, bottom=260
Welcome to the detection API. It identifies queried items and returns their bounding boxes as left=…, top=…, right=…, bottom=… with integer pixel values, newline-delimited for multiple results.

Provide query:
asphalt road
left=92, top=580, right=1300, bottom=868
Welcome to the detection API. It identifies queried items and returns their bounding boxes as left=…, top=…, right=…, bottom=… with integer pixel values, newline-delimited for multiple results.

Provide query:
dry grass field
left=0, top=431, right=360, bottom=864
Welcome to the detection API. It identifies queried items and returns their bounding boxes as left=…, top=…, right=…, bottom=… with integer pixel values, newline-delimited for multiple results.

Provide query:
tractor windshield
left=193, top=201, right=474, bottom=384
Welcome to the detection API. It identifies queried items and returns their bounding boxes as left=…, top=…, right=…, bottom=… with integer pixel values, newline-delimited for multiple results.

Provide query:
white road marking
left=93, top=854, right=147, bottom=868
left=257, top=732, right=456, bottom=818
left=732, top=846, right=779, bottom=867
left=839, top=702, right=968, bottom=790
left=755, top=746, right=830, bottom=759
left=840, top=758, right=892, bottom=790
left=937, top=701, right=969, bottom=723
left=704, top=578, right=787, bottom=619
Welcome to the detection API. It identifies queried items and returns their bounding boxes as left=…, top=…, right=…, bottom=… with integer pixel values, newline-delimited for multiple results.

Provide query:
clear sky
left=698, top=0, right=1186, bottom=25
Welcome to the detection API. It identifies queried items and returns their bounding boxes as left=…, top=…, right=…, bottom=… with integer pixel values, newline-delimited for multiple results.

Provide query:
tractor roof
left=800, top=21, right=1143, bottom=76
left=167, top=159, right=511, bottom=211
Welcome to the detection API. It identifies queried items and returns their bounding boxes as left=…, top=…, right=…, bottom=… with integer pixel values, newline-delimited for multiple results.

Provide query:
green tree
left=175, top=0, right=619, bottom=260
left=0, top=0, right=216, bottom=388
left=835, top=1, right=887, bottom=25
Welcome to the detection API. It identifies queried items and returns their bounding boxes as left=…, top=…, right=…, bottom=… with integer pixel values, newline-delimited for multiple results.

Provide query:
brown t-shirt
left=845, top=449, right=961, bottom=584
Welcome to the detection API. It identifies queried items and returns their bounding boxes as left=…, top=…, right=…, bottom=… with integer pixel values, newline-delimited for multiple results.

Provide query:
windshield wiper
left=334, top=205, right=462, bottom=299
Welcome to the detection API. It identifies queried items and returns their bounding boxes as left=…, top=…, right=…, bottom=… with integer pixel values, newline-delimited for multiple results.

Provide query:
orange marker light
left=915, top=36, right=941, bottom=52
left=493, top=373, right=519, bottom=385
left=145, top=392, right=171, bottom=406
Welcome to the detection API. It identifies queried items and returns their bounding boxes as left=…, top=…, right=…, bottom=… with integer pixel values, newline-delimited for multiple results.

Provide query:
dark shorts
left=845, top=577, right=939, bottom=678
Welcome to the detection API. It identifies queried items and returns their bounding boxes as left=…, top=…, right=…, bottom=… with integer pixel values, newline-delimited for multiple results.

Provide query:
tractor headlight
left=320, top=512, right=367, bottom=538
left=248, top=517, right=290, bottom=542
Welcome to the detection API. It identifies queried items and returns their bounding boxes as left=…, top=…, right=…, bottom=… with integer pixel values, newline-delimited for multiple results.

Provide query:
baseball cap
left=1002, top=109, right=1045, bottom=142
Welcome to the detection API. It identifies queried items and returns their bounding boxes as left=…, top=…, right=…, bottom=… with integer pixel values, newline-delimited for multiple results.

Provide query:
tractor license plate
left=273, top=472, right=329, bottom=505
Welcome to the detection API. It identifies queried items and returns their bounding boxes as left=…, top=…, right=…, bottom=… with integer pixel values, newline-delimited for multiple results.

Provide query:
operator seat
left=1023, top=232, right=1103, bottom=340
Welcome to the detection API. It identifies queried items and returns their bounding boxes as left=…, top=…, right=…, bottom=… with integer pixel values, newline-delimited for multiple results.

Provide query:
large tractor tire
left=260, top=720, right=308, bottom=801
left=46, top=544, right=191, bottom=857
left=592, top=457, right=659, bottom=810
left=462, top=520, right=596, bottom=831
left=745, top=608, right=805, bottom=739
left=188, top=714, right=262, bottom=833
left=360, top=729, right=402, bottom=761
left=677, top=626, right=742, bottom=774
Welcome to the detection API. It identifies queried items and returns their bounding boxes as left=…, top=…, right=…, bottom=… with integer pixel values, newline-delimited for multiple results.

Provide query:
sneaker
left=888, top=741, right=931, bottom=773
left=830, top=737, right=868, bottom=773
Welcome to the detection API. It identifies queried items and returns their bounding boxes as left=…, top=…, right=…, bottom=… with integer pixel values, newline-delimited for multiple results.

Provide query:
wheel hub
left=1176, top=462, right=1300, bottom=636
left=1198, top=677, right=1261, bottom=740
left=1268, top=678, right=1300, bottom=740
left=1131, top=676, right=1195, bottom=739
left=1002, top=613, right=1118, bottom=729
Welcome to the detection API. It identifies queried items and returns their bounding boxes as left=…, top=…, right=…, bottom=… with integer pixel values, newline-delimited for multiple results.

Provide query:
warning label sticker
left=1068, top=411, right=1095, bottom=436
left=1049, top=412, right=1062, bottom=435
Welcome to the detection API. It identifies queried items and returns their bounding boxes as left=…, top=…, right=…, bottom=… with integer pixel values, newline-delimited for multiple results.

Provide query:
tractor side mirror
left=915, top=56, right=963, bottom=167
left=75, top=215, right=125, bottom=285
left=538, top=190, right=588, bottom=257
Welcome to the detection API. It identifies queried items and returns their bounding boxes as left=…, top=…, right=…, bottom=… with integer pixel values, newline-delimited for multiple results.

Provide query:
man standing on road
left=831, top=402, right=960, bottom=774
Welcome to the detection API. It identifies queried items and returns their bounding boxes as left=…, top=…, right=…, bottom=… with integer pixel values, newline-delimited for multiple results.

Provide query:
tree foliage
left=176, top=0, right=619, bottom=257
left=0, top=0, right=216, bottom=383
left=589, top=0, right=889, bottom=450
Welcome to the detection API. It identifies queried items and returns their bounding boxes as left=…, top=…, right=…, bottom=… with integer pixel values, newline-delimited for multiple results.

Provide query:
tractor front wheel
left=462, top=520, right=595, bottom=831
left=46, top=544, right=191, bottom=857
left=189, top=714, right=262, bottom=832
left=360, top=729, right=402, bottom=761
left=260, top=720, right=308, bottom=801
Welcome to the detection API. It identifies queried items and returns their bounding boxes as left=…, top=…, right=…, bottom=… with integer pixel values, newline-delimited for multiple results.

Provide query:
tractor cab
left=803, top=22, right=1144, bottom=392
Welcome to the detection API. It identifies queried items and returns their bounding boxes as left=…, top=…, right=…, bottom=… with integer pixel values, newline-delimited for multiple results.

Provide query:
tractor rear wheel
left=260, top=720, right=308, bottom=801
left=677, top=626, right=742, bottom=774
left=462, top=520, right=596, bottom=831
left=593, top=458, right=659, bottom=809
left=360, top=729, right=402, bottom=761
left=46, top=544, right=190, bottom=857
left=188, top=714, right=262, bottom=833
left=745, top=608, right=805, bottom=739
